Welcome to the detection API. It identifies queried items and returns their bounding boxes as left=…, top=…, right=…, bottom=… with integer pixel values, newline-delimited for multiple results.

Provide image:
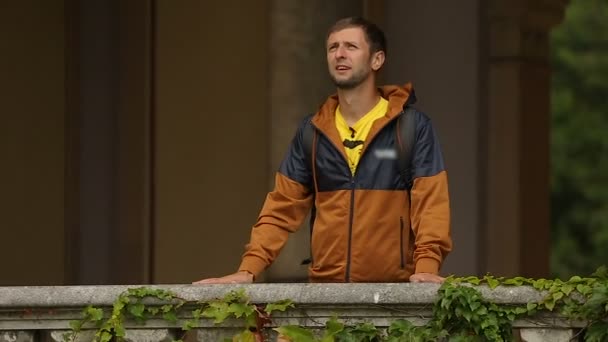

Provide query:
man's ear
left=371, top=50, right=386, bottom=71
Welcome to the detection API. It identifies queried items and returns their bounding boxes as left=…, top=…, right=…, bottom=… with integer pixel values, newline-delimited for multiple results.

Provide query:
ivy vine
left=66, top=267, right=608, bottom=342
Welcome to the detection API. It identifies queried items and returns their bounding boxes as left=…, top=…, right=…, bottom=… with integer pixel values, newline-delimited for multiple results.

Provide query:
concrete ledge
left=0, top=283, right=545, bottom=308
left=0, top=283, right=588, bottom=338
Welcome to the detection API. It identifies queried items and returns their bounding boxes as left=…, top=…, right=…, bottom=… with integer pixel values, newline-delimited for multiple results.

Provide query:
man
left=194, top=17, right=451, bottom=284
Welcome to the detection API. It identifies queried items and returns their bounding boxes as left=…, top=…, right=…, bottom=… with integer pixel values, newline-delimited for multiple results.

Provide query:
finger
left=192, top=278, right=220, bottom=284
left=428, top=276, right=444, bottom=283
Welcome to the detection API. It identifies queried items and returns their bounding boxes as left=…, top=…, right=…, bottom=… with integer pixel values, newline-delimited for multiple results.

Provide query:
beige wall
left=0, top=2, right=65, bottom=285
left=383, top=0, right=482, bottom=276
left=0, top=1, right=561, bottom=285
left=153, top=1, right=270, bottom=283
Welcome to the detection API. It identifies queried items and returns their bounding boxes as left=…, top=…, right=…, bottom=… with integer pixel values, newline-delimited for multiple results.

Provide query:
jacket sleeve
left=238, top=118, right=314, bottom=278
left=409, top=113, right=452, bottom=274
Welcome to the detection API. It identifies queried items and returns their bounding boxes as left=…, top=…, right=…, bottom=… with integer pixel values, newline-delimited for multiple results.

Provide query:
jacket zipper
left=310, top=124, right=357, bottom=282
left=345, top=177, right=355, bottom=282
left=400, top=216, right=405, bottom=269
left=311, top=114, right=404, bottom=282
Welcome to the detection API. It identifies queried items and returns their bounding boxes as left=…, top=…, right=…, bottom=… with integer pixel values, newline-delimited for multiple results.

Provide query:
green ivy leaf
left=162, top=311, right=178, bottom=323
left=591, top=266, right=608, bottom=279
left=462, top=310, right=473, bottom=322
left=85, top=306, right=104, bottom=322
left=484, top=276, right=500, bottom=290
left=223, top=289, right=247, bottom=303
left=387, top=319, right=413, bottom=335
left=245, top=312, right=257, bottom=329
left=274, top=325, right=315, bottom=342
left=469, top=301, right=481, bottom=311
left=325, top=316, right=345, bottom=336
left=532, top=279, right=546, bottom=290
left=463, top=276, right=481, bottom=285
left=98, top=330, right=113, bottom=342
left=265, top=299, right=294, bottom=314
left=503, top=277, right=525, bottom=286
left=338, top=322, right=381, bottom=341
left=585, top=321, right=608, bottom=342
left=128, top=302, right=145, bottom=319
left=114, top=324, right=126, bottom=338
left=561, top=284, right=575, bottom=296
left=202, top=302, right=231, bottom=324
left=113, top=297, right=128, bottom=312
left=513, top=306, right=528, bottom=315
left=552, top=291, right=565, bottom=301
left=69, top=320, right=82, bottom=331
left=192, top=308, right=203, bottom=320
left=527, top=302, right=537, bottom=311
left=182, top=319, right=198, bottom=331
left=577, top=284, right=592, bottom=296
left=229, top=302, right=255, bottom=318
left=232, top=330, right=256, bottom=342
left=147, top=307, right=160, bottom=316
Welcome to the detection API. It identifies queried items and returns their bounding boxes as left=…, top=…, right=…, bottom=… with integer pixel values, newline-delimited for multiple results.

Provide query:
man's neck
left=337, top=80, right=380, bottom=127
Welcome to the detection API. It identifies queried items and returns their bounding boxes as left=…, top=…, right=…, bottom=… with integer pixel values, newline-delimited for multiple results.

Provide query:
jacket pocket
left=400, top=216, right=405, bottom=269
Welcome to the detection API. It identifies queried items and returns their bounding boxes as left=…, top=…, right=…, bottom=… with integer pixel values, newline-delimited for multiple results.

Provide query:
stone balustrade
left=0, top=283, right=587, bottom=341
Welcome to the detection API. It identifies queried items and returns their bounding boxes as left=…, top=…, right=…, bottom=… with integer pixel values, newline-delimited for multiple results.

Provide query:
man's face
left=326, top=27, right=381, bottom=89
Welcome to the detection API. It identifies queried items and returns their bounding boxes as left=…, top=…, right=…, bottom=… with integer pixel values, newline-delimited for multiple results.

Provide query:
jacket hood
left=311, top=83, right=416, bottom=133
left=315, top=82, right=416, bottom=121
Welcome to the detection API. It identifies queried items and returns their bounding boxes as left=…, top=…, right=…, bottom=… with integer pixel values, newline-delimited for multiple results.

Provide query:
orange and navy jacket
left=238, top=83, right=452, bottom=282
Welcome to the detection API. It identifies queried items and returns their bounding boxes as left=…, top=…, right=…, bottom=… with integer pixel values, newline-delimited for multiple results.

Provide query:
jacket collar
left=311, top=83, right=415, bottom=159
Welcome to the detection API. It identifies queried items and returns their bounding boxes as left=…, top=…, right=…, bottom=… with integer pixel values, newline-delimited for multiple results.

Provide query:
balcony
left=0, top=283, right=596, bottom=341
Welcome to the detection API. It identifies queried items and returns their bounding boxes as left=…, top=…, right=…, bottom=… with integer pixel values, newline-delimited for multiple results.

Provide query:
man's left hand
left=409, top=273, right=445, bottom=283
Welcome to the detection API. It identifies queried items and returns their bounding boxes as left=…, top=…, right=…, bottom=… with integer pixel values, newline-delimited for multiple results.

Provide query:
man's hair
left=327, top=17, right=387, bottom=55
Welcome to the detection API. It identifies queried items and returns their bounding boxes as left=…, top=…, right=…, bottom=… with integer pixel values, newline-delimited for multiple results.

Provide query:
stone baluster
left=47, top=330, right=96, bottom=342
left=47, top=329, right=176, bottom=342
left=195, top=328, right=249, bottom=341
left=123, top=329, right=176, bottom=342
left=519, top=328, right=576, bottom=341
left=0, top=331, right=34, bottom=342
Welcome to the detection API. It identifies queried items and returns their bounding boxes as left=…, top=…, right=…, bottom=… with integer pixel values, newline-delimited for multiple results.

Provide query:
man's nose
left=334, top=46, right=346, bottom=59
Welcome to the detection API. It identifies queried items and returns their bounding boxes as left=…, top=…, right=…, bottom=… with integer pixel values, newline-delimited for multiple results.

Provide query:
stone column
left=484, top=0, right=569, bottom=277
left=265, top=0, right=365, bottom=281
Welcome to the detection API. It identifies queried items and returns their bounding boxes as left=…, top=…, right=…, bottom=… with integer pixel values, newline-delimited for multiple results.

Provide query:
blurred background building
left=2, top=0, right=605, bottom=286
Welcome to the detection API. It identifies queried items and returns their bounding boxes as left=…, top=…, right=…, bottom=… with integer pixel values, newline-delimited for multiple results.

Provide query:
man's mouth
left=336, top=65, right=351, bottom=71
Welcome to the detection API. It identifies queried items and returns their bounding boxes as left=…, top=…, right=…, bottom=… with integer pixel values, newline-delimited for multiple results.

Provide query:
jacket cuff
left=238, top=256, right=267, bottom=279
left=415, top=258, right=441, bottom=274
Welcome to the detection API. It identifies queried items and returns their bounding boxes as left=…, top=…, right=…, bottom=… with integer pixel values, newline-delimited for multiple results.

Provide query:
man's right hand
left=192, top=271, right=254, bottom=284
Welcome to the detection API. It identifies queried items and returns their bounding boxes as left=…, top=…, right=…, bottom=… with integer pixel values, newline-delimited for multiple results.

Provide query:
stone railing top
left=0, top=283, right=544, bottom=308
